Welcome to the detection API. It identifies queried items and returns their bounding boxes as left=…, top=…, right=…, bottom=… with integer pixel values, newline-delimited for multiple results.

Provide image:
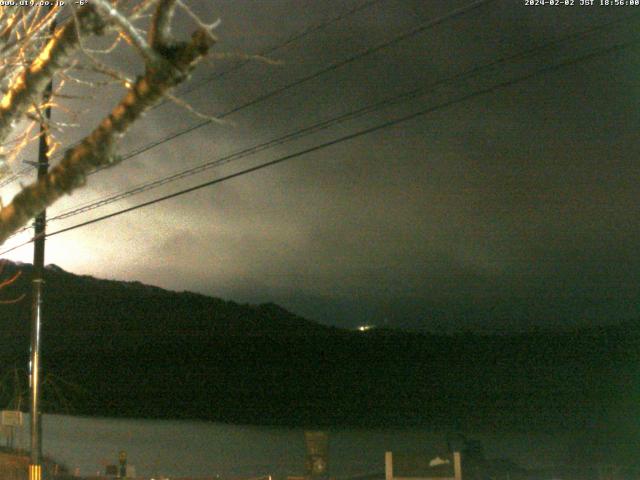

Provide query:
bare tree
left=0, top=1, right=217, bottom=245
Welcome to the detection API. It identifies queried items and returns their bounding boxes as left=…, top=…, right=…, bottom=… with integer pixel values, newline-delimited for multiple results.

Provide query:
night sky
left=1, top=0, right=639, bottom=332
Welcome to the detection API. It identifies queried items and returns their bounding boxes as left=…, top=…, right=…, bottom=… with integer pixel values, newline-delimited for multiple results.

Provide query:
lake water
left=6, top=414, right=577, bottom=478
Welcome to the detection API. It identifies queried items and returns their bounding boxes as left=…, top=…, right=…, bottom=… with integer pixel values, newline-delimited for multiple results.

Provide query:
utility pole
left=29, top=10, right=55, bottom=480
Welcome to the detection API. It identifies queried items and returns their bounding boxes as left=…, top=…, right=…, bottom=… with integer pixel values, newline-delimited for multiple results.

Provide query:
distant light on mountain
left=356, top=325, right=375, bottom=332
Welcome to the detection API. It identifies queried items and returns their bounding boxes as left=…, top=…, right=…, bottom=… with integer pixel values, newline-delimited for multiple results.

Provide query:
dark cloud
left=3, top=0, right=639, bottom=331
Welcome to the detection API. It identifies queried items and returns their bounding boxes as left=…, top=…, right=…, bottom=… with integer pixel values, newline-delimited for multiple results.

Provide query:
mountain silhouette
left=0, top=260, right=637, bottom=453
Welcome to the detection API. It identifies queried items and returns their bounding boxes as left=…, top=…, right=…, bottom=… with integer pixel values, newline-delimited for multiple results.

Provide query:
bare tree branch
left=149, top=0, right=177, bottom=49
left=92, top=0, right=161, bottom=65
left=0, top=22, right=215, bottom=244
left=0, top=6, right=107, bottom=146
left=176, top=0, right=220, bottom=42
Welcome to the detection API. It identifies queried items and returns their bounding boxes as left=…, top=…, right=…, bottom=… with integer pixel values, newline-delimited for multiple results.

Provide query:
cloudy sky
left=1, top=0, right=639, bottom=332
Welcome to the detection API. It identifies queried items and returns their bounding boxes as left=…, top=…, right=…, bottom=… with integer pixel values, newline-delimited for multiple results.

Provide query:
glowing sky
left=1, top=0, right=639, bottom=331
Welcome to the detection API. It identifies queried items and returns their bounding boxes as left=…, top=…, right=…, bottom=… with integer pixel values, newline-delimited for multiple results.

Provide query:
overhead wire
left=162, top=0, right=385, bottom=105
left=53, top=0, right=639, bottom=204
left=1, top=33, right=637, bottom=257
left=0, top=0, right=385, bottom=189
left=90, top=0, right=495, bottom=176
left=0, top=0, right=494, bottom=190
left=1, top=0, right=502, bottom=241
left=73, top=0, right=496, bottom=196
left=2, top=3, right=637, bottom=242
left=32, top=8, right=640, bottom=226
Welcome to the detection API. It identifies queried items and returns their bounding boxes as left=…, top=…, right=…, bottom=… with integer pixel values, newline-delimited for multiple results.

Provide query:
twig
left=165, top=92, right=229, bottom=124
left=0, top=22, right=215, bottom=243
left=92, top=0, right=161, bottom=66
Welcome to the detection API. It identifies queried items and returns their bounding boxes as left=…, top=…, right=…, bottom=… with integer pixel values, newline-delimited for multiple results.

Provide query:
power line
left=3, top=5, right=638, bottom=242
left=0, top=0, right=385, bottom=190
left=4, top=0, right=500, bottom=244
left=0, top=0, right=494, bottom=190
left=163, top=0, right=385, bottom=104
left=91, top=0, right=495, bottom=175
left=1, top=34, right=636, bottom=257
left=41, top=10, right=640, bottom=225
